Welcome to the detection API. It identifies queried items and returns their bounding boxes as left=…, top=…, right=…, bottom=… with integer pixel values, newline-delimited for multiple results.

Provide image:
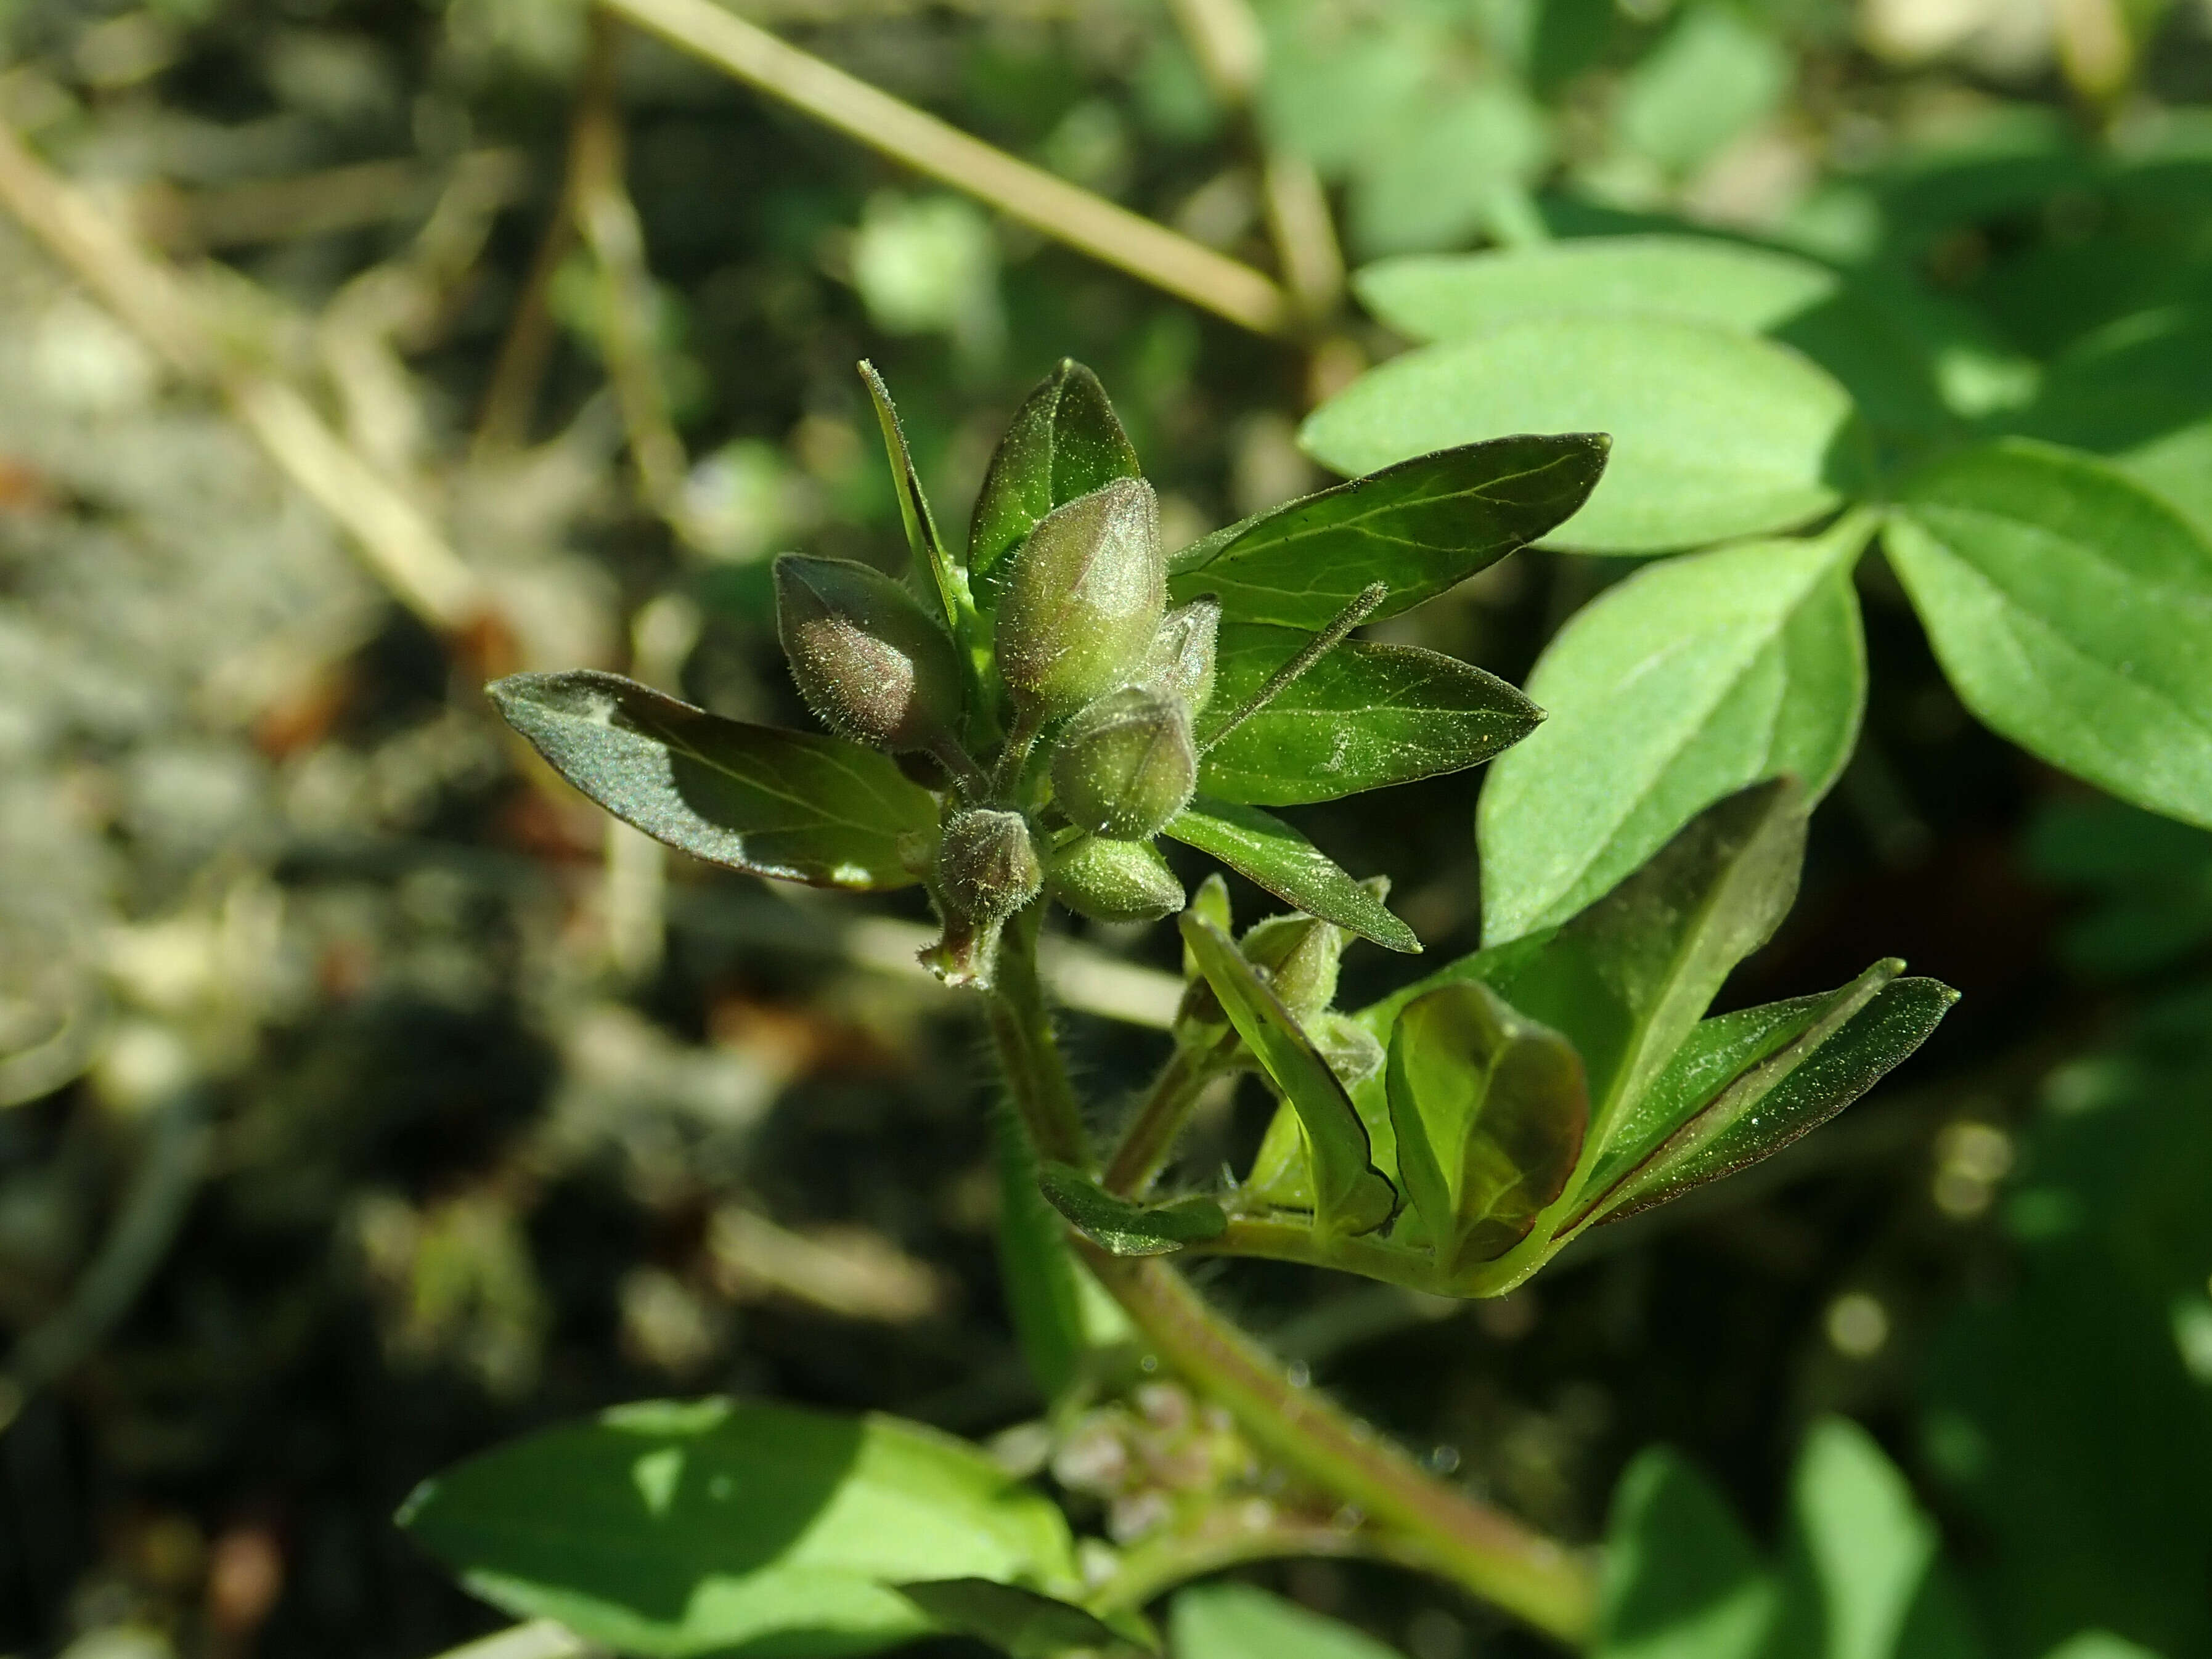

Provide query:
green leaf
left=1170, top=1583, right=1405, bottom=1659
left=1201, top=626, right=1541, bottom=805
left=897, top=1579, right=1143, bottom=1658
left=992, top=1111, right=1130, bottom=1399
left=1593, top=971, right=1957, bottom=1226
left=1345, top=79, right=1549, bottom=258
left=1887, top=439, right=2212, bottom=830
left=860, top=361, right=963, bottom=636
left=1768, top=1419, right=1949, bottom=1659
left=1035, top=1160, right=1226, bottom=1257
left=1300, top=317, right=1856, bottom=555
left=1368, top=781, right=1807, bottom=1155
left=1180, top=913, right=1398, bottom=1237
left=488, top=672, right=937, bottom=891
left=1168, top=436, right=1607, bottom=630
left=398, top=1399, right=1080, bottom=1659
left=1358, top=237, right=1839, bottom=343
left=1477, top=520, right=1869, bottom=942
left=1163, top=797, right=1419, bottom=953
left=2039, top=1637, right=2164, bottom=1659
left=1596, top=1448, right=1774, bottom=1659
left=968, top=359, right=1141, bottom=602
left=1614, top=4, right=1787, bottom=175
left=1386, top=981, right=1588, bottom=1271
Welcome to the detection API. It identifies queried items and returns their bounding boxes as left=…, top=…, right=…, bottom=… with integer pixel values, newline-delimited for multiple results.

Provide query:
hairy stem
left=1093, top=1515, right=1448, bottom=1616
left=1102, top=1043, right=1225, bottom=1197
left=987, top=929, right=1597, bottom=1645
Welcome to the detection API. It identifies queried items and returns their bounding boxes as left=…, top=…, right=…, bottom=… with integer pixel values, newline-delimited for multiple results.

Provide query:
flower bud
left=1239, top=881, right=1387, bottom=1021
left=1051, top=687, right=1196, bottom=841
left=775, top=555, right=963, bottom=752
left=1141, top=599, right=1219, bottom=714
left=995, top=478, right=1164, bottom=725
left=923, top=808, right=1043, bottom=990
left=1048, top=834, right=1185, bottom=924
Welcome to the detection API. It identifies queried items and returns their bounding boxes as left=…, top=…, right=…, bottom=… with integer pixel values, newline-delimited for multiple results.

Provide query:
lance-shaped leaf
left=1201, top=626, right=1543, bottom=805
left=1036, top=1160, right=1226, bottom=1257
left=1181, top=914, right=1398, bottom=1237
left=1386, top=982, right=1588, bottom=1272
left=861, top=361, right=965, bottom=636
left=1167, top=435, right=1607, bottom=630
left=1886, top=439, right=2212, bottom=831
left=1477, top=521, right=1869, bottom=943
left=489, top=672, right=937, bottom=891
left=1164, top=797, right=1419, bottom=954
left=398, top=1398, right=1081, bottom=1659
left=1364, top=781, right=1808, bottom=1151
left=1585, top=972, right=1957, bottom=1227
left=968, top=359, right=1141, bottom=602
left=898, top=1579, right=1148, bottom=1658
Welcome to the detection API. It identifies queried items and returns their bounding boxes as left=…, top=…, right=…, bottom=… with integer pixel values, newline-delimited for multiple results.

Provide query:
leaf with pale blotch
left=489, top=672, right=937, bottom=891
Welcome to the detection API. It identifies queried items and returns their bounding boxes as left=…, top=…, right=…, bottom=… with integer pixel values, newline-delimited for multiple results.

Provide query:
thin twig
left=601, top=0, right=1294, bottom=337
left=0, top=117, right=488, bottom=634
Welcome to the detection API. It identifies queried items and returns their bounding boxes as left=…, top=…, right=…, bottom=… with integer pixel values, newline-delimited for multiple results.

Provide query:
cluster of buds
left=773, top=446, right=1225, bottom=987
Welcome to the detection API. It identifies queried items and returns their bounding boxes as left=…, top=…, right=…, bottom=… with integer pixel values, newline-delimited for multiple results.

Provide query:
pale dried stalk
left=0, top=118, right=488, bottom=633
left=601, top=0, right=1295, bottom=337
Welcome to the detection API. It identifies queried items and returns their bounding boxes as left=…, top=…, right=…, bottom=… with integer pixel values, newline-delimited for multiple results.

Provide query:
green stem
left=1102, top=1043, right=1225, bottom=1197
left=986, top=930, right=1597, bottom=1646
left=1093, top=1515, right=1451, bottom=1616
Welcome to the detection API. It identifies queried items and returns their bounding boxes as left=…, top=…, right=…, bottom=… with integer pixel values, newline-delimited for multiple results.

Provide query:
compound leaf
left=398, top=1399, right=1080, bottom=1659
left=1202, top=625, right=1542, bottom=805
left=1164, top=797, right=1419, bottom=953
left=1478, top=521, right=1867, bottom=943
left=1169, top=435, right=1607, bottom=629
left=489, top=672, right=937, bottom=891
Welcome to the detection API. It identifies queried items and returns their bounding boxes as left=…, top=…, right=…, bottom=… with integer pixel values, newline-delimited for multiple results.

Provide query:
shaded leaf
left=1172, top=1584, right=1405, bottom=1659
left=1596, top=1448, right=1774, bottom=1659
left=1163, top=797, right=1419, bottom=953
left=1169, top=436, right=1607, bottom=629
left=1300, top=316, right=1855, bottom=555
left=1201, top=625, right=1541, bottom=805
left=1478, top=521, right=1867, bottom=942
left=1887, top=440, right=2212, bottom=830
left=1597, top=972, right=1957, bottom=1226
left=398, top=1399, right=1079, bottom=1659
left=1181, top=913, right=1397, bottom=1237
left=968, top=360, right=1141, bottom=603
left=1035, top=1160, right=1226, bottom=1257
left=860, top=361, right=963, bottom=635
left=1614, top=4, right=1787, bottom=175
left=1766, top=1419, right=1949, bottom=1659
left=489, top=672, right=937, bottom=891
left=993, top=1112, right=1130, bottom=1400
left=1386, top=981, right=1588, bottom=1271
left=897, top=1579, right=1142, bottom=1658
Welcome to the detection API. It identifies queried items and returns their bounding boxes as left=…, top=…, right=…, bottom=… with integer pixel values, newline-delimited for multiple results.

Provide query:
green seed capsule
left=1048, top=834, right=1185, bottom=923
left=775, top=555, right=963, bottom=752
left=1141, top=598, right=1219, bottom=714
left=1051, top=686, right=1196, bottom=840
left=995, top=478, right=1164, bottom=726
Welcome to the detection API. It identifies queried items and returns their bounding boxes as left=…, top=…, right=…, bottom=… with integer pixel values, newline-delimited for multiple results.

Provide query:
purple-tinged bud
left=923, top=807, right=1042, bottom=989
left=1051, top=687, right=1196, bottom=841
left=775, top=555, right=963, bottom=752
left=995, top=478, right=1164, bottom=725
left=1048, top=834, right=1185, bottom=924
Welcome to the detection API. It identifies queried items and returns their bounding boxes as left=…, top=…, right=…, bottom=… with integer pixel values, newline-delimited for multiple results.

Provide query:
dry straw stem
left=602, top=0, right=1296, bottom=337
left=0, top=118, right=488, bottom=634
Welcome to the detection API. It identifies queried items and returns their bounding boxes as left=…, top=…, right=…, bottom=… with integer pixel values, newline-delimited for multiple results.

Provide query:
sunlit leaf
left=1164, top=797, right=1419, bottom=953
left=1201, top=625, right=1541, bottom=805
left=398, top=1400, right=1080, bottom=1659
left=488, top=672, right=937, bottom=891
left=1172, top=1583, right=1405, bottom=1659
left=1169, top=436, right=1606, bottom=629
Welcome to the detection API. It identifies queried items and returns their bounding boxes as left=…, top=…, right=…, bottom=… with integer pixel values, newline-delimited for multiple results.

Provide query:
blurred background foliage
left=0, top=0, right=2210, bottom=1655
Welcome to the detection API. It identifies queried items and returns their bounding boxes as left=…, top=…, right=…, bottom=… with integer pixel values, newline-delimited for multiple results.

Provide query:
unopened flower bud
left=775, top=555, right=963, bottom=752
left=995, top=478, right=1164, bottom=725
left=1240, top=881, right=1386, bottom=1020
left=1048, top=834, right=1185, bottom=924
left=923, top=808, right=1042, bottom=990
left=1051, top=687, right=1196, bottom=840
left=1141, top=599, right=1219, bottom=714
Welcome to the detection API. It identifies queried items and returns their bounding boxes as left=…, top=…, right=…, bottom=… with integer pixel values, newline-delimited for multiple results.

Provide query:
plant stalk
left=1101, top=1042, right=1225, bottom=1197
left=986, top=928, right=1598, bottom=1645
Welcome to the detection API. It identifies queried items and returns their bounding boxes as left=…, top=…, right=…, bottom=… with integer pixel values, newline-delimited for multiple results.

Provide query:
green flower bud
left=1048, top=834, right=1185, bottom=923
left=1051, top=687, right=1196, bottom=840
left=775, top=555, right=963, bottom=752
left=923, top=807, right=1042, bottom=990
left=1141, top=598, right=1219, bottom=714
left=1239, top=879, right=1387, bottom=1020
left=995, top=478, right=1164, bottom=725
